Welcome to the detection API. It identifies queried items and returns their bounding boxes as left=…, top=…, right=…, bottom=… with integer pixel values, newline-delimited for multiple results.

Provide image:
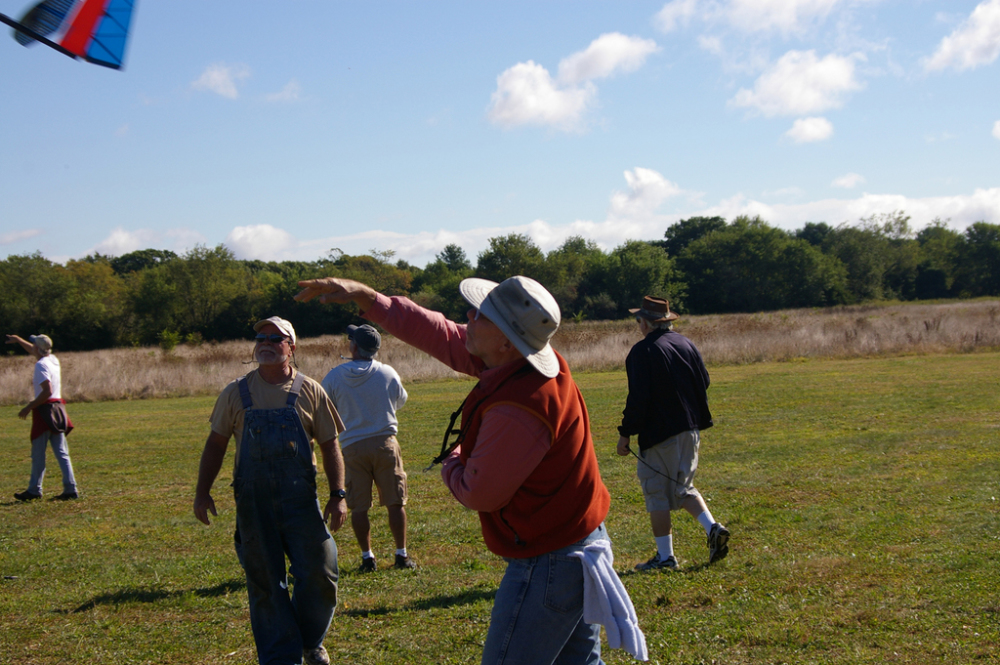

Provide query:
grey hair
left=350, top=339, right=377, bottom=360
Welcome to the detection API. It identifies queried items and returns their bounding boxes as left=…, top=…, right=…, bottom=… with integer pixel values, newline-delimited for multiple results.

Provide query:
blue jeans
left=482, top=524, right=608, bottom=665
left=234, top=390, right=339, bottom=665
left=28, top=431, right=77, bottom=495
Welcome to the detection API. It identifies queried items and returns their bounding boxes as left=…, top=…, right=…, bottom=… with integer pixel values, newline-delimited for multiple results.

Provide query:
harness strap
left=237, top=376, right=253, bottom=410
left=286, top=372, right=305, bottom=407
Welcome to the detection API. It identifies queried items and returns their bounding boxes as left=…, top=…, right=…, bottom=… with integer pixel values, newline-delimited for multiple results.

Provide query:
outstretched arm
left=5, top=334, right=34, bottom=354
left=193, top=431, right=230, bottom=525
left=295, top=278, right=378, bottom=312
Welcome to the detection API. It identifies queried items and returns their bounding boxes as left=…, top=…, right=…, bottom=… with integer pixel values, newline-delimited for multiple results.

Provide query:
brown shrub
left=1, top=299, right=997, bottom=405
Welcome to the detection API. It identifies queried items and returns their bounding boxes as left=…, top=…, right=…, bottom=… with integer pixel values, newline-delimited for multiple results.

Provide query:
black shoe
left=394, top=554, right=416, bottom=570
left=708, top=523, right=730, bottom=564
left=635, top=552, right=678, bottom=571
left=54, top=491, right=79, bottom=501
left=358, top=557, right=377, bottom=573
left=14, top=491, right=41, bottom=502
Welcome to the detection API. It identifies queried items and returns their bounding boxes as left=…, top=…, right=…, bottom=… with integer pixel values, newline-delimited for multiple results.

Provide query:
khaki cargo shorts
left=342, top=434, right=407, bottom=512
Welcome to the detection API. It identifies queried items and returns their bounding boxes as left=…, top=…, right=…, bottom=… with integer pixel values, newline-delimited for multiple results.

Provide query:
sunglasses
left=255, top=333, right=289, bottom=344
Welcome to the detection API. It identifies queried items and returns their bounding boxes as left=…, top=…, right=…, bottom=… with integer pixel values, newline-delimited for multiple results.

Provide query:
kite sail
left=0, top=0, right=136, bottom=69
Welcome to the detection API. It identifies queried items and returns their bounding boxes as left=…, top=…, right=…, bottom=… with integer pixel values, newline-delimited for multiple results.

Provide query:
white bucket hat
left=459, top=276, right=561, bottom=378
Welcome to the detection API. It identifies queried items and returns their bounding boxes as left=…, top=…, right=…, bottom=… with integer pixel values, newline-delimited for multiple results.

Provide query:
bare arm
left=19, top=380, right=51, bottom=420
left=193, top=431, right=230, bottom=525
left=295, top=277, right=378, bottom=312
left=318, top=437, right=347, bottom=532
left=5, top=334, right=35, bottom=355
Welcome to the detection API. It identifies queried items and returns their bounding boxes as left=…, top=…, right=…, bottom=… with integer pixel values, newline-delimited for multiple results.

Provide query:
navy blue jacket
left=618, top=328, right=712, bottom=451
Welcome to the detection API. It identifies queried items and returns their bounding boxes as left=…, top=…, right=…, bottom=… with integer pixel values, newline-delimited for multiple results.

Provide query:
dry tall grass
left=2, top=299, right=997, bottom=405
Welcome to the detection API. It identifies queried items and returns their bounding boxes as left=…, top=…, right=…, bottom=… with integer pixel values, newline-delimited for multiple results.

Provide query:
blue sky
left=2, top=0, right=999, bottom=267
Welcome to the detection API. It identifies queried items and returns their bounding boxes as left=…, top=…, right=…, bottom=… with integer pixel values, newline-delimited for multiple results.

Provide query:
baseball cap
left=29, top=334, right=53, bottom=355
left=346, top=324, right=381, bottom=354
left=253, top=316, right=296, bottom=345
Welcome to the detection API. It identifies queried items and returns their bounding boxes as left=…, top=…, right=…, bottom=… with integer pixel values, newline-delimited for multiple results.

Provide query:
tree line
left=2, top=212, right=998, bottom=352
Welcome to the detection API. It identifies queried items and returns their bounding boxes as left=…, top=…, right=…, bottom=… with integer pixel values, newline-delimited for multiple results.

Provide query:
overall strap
left=237, top=377, right=253, bottom=410
left=286, top=372, right=306, bottom=407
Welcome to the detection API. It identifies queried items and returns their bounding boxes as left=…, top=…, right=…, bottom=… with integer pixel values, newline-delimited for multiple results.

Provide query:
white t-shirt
left=34, top=354, right=61, bottom=400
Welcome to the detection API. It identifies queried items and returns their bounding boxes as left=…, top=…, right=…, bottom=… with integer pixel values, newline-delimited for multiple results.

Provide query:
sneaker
left=358, top=557, right=377, bottom=573
left=303, top=645, right=330, bottom=665
left=54, top=491, right=79, bottom=501
left=393, top=553, right=416, bottom=570
left=14, top=491, right=41, bottom=502
left=708, top=523, right=730, bottom=564
left=635, top=553, right=678, bottom=571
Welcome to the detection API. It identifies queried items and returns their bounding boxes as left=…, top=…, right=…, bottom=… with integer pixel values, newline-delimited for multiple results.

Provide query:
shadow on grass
left=341, top=587, right=496, bottom=618
left=67, top=578, right=245, bottom=613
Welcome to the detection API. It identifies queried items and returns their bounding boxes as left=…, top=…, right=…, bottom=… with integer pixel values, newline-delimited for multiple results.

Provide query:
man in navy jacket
left=617, top=296, right=730, bottom=571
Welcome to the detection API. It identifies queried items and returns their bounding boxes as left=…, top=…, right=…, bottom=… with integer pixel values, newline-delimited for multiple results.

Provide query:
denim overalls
left=233, top=373, right=339, bottom=665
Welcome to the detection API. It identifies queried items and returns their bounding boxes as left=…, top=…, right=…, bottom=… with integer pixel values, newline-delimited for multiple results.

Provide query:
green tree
left=545, top=236, right=606, bottom=318
left=954, top=222, right=1000, bottom=297
left=656, top=216, right=726, bottom=257
left=582, top=240, right=685, bottom=319
left=109, top=248, right=178, bottom=275
left=915, top=219, right=962, bottom=299
left=680, top=216, right=847, bottom=313
left=475, top=234, right=546, bottom=282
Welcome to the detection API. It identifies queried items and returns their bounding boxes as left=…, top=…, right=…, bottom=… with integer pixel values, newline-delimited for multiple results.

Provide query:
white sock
left=362, top=550, right=375, bottom=560
left=655, top=534, right=674, bottom=560
left=696, top=511, right=716, bottom=534
left=396, top=548, right=407, bottom=558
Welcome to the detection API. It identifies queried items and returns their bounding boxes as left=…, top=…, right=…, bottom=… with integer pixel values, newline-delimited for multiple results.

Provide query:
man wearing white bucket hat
left=295, top=275, right=647, bottom=664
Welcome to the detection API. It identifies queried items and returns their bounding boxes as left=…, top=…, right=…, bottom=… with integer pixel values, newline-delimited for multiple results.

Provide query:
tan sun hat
left=459, top=276, right=561, bottom=379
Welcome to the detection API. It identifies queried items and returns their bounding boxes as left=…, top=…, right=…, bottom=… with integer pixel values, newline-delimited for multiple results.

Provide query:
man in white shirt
left=321, top=324, right=413, bottom=572
left=6, top=333, right=78, bottom=501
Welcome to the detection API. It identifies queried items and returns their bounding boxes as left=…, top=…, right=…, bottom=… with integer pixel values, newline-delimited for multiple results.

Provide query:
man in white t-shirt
left=5, top=333, right=78, bottom=501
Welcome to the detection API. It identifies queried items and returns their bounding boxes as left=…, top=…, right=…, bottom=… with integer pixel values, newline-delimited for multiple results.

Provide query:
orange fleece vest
left=459, top=355, right=610, bottom=558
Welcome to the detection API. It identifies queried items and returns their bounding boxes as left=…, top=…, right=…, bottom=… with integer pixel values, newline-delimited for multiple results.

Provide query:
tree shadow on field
left=66, top=578, right=246, bottom=613
left=341, top=587, right=496, bottom=618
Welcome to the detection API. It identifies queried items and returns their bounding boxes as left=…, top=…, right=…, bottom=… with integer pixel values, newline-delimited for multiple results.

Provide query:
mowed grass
left=1, top=353, right=999, bottom=664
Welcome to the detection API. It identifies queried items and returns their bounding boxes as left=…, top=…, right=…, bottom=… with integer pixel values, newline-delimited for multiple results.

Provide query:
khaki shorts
left=637, top=430, right=702, bottom=512
left=342, top=434, right=407, bottom=512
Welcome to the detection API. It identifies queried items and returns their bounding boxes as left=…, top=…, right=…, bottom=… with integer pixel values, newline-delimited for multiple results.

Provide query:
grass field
left=1, top=353, right=999, bottom=664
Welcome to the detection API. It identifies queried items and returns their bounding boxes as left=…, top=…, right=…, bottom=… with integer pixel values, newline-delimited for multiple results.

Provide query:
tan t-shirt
left=209, top=369, right=344, bottom=469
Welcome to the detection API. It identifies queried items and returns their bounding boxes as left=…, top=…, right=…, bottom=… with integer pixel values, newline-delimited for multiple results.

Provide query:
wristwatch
left=331, top=489, right=347, bottom=500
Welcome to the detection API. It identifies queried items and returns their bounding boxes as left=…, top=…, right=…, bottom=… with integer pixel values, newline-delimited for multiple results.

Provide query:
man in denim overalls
left=194, top=317, right=347, bottom=665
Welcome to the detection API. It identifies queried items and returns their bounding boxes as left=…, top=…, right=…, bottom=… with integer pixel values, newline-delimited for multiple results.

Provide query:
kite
left=1, top=0, right=136, bottom=69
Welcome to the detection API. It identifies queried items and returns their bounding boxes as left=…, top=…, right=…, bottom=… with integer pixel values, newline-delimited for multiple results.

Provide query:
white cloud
left=557, top=33, right=659, bottom=84
left=832, top=172, right=865, bottom=188
left=923, top=0, right=1000, bottom=72
left=654, top=0, right=848, bottom=36
left=488, top=33, right=656, bottom=131
left=487, top=61, right=594, bottom=130
left=785, top=116, right=833, bottom=142
left=226, top=225, right=300, bottom=260
left=653, top=0, right=700, bottom=33
left=265, top=80, right=301, bottom=103
left=89, top=227, right=207, bottom=257
left=730, top=50, right=864, bottom=116
left=724, top=0, right=845, bottom=35
left=1, top=229, right=42, bottom=245
left=993, top=119, right=1000, bottom=139
left=609, top=168, right=687, bottom=221
left=191, top=63, right=251, bottom=99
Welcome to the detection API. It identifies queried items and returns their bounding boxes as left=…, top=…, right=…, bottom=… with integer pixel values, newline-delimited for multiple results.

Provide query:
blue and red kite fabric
left=3, top=0, right=136, bottom=69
